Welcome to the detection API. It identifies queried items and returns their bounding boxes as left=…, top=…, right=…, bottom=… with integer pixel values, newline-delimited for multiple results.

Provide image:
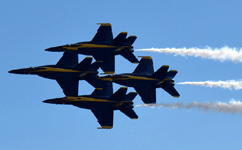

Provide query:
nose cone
left=8, top=68, right=31, bottom=74
left=42, top=98, right=65, bottom=104
left=45, top=45, right=66, bottom=52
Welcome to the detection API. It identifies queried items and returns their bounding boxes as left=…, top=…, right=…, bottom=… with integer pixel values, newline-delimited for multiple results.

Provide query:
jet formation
left=9, top=23, right=180, bottom=129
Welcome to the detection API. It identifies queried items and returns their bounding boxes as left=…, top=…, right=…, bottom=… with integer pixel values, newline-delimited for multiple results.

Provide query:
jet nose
left=42, top=98, right=64, bottom=104
left=42, top=99, right=57, bottom=104
left=45, top=45, right=66, bottom=52
left=8, top=68, right=30, bottom=74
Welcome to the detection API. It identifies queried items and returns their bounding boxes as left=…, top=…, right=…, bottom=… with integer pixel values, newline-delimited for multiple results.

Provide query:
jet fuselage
left=43, top=95, right=134, bottom=110
left=46, top=42, right=134, bottom=56
left=101, top=73, right=174, bottom=88
left=9, top=65, right=98, bottom=80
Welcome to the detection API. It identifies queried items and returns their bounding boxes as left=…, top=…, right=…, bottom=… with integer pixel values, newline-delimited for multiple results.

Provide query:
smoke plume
left=177, top=80, right=242, bottom=90
left=137, top=100, right=242, bottom=114
left=136, top=46, right=242, bottom=63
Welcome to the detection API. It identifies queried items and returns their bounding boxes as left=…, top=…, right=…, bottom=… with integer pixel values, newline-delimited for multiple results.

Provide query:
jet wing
left=91, top=107, right=114, bottom=129
left=56, top=51, right=78, bottom=68
left=133, top=56, right=154, bottom=75
left=93, top=53, right=114, bottom=74
left=91, top=23, right=113, bottom=44
left=162, top=86, right=180, bottom=97
left=56, top=78, right=78, bottom=96
left=120, top=108, right=138, bottom=119
left=121, top=52, right=139, bottom=63
left=134, top=84, right=156, bottom=103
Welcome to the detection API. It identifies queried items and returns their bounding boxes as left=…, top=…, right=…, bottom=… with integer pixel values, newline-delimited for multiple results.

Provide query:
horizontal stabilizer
left=125, top=92, right=137, bottom=101
left=110, top=87, right=127, bottom=101
left=125, top=36, right=137, bottom=45
left=56, top=51, right=78, bottom=67
left=90, top=81, right=113, bottom=97
left=120, top=108, right=138, bottom=119
left=121, top=52, right=139, bottom=63
left=110, top=32, right=127, bottom=46
left=74, top=57, right=92, bottom=71
left=166, top=70, right=178, bottom=79
left=151, top=65, right=169, bottom=80
left=91, top=23, right=113, bottom=43
left=162, top=86, right=180, bottom=97
left=133, top=56, right=154, bottom=75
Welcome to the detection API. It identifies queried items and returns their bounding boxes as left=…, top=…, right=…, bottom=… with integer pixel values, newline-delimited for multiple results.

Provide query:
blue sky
left=2, top=1, right=242, bottom=149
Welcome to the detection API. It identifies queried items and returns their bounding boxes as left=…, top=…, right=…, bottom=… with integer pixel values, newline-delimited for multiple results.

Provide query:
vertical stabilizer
left=151, top=65, right=169, bottom=80
left=110, top=32, right=127, bottom=46
left=124, top=36, right=137, bottom=45
left=91, top=23, right=113, bottom=43
left=110, top=87, right=127, bottom=101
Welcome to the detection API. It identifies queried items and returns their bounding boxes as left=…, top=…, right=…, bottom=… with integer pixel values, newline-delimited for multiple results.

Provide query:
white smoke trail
left=136, top=46, right=242, bottom=63
left=177, top=80, right=242, bottom=90
left=136, top=100, right=242, bottom=114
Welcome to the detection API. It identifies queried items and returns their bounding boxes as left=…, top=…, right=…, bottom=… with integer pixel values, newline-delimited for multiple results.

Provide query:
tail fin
left=125, top=92, right=137, bottom=101
left=133, top=56, right=154, bottom=75
left=110, top=32, right=127, bottom=46
left=56, top=51, right=78, bottom=67
left=91, top=81, right=113, bottom=97
left=110, top=87, right=127, bottom=101
left=120, top=109, right=138, bottom=119
left=121, top=53, right=139, bottom=63
left=124, top=36, right=137, bottom=45
left=166, top=70, right=178, bottom=79
left=74, top=57, right=92, bottom=71
left=91, top=23, right=113, bottom=43
left=151, top=65, right=169, bottom=80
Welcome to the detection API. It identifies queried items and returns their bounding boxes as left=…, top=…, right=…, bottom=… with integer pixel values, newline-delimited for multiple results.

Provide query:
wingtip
left=131, top=118, right=138, bottom=119
left=173, top=95, right=180, bottom=98
left=138, top=56, right=152, bottom=59
left=96, top=23, right=111, bottom=26
left=98, top=126, right=113, bottom=129
left=120, top=87, right=128, bottom=89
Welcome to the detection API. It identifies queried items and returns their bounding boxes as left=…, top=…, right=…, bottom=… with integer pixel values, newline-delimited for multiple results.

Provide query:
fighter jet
left=9, top=51, right=101, bottom=96
left=45, top=23, right=139, bottom=74
left=100, top=56, right=180, bottom=104
left=43, top=81, right=138, bottom=129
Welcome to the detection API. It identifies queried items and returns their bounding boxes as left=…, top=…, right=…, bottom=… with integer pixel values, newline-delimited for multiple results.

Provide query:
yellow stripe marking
left=113, top=75, right=158, bottom=81
left=98, top=126, right=113, bottom=129
left=138, top=56, right=152, bottom=59
left=170, top=70, right=178, bottom=72
left=35, top=67, right=80, bottom=73
left=97, top=23, right=111, bottom=26
left=104, top=71, right=115, bottom=74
